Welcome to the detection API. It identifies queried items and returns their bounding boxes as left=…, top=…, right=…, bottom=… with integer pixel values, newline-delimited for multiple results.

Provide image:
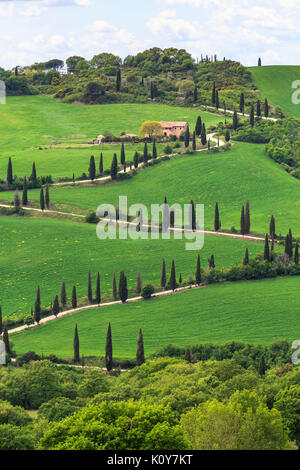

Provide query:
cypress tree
left=285, top=234, right=290, bottom=258
left=264, top=98, right=269, bottom=118
left=245, top=200, right=250, bottom=234
left=270, top=215, right=276, bottom=240
left=110, top=153, right=118, bottom=180
left=193, top=86, right=198, bottom=103
left=215, top=90, right=219, bottom=110
left=190, top=200, right=196, bottom=231
left=170, top=260, right=176, bottom=291
left=233, top=109, right=238, bottom=130
left=99, top=153, right=103, bottom=175
left=136, top=271, right=142, bottom=295
left=7, top=157, right=13, bottom=185
left=120, top=143, right=126, bottom=166
left=258, top=355, right=266, bottom=376
left=116, top=68, right=121, bottom=92
left=52, top=295, right=60, bottom=317
left=73, top=324, right=80, bottom=363
left=34, top=286, right=41, bottom=324
left=133, top=151, right=139, bottom=169
left=239, top=93, right=245, bottom=114
left=3, top=325, right=11, bottom=356
left=161, top=259, right=166, bottom=289
left=88, top=270, right=93, bottom=304
left=61, top=281, right=67, bottom=309
left=22, top=176, right=28, bottom=206
left=184, top=125, right=190, bottom=148
left=89, top=155, right=96, bottom=180
left=31, top=162, right=37, bottom=183
left=143, top=143, right=148, bottom=164
left=212, top=81, right=216, bottom=104
left=96, top=272, right=101, bottom=305
left=45, top=184, right=50, bottom=209
left=250, top=104, right=255, bottom=127
left=243, top=248, right=249, bottom=265
left=113, top=273, right=117, bottom=300
left=14, top=189, right=21, bottom=208
left=152, top=139, right=157, bottom=159
left=256, top=100, right=261, bottom=117
left=195, top=116, right=202, bottom=136
left=295, top=243, right=299, bottom=264
left=196, top=255, right=201, bottom=285
left=214, top=202, right=220, bottom=231
left=225, top=130, right=230, bottom=142
left=258, top=57, right=262, bottom=67
left=192, top=131, right=196, bottom=151
left=184, top=347, right=192, bottom=363
left=0, top=306, right=2, bottom=336
left=72, top=285, right=77, bottom=309
left=240, top=206, right=245, bottom=235
left=136, top=328, right=145, bottom=366
left=179, top=273, right=182, bottom=285
left=201, top=123, right=207, bottom=146
left=208, top=255, right=215, bottom=269
left=289, top=229, right=293, bottom=258
left=264, top=234, right=270, bottom=261
left=40, top=188, right=45, bottom=211
left=119, top=271, right=128, bottom=303
left=150, top=81, right=154, bottom=100
left=105, top=322, right=113, bottom=372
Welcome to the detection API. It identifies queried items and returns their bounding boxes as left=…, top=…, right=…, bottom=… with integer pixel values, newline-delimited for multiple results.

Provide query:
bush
left=85, top=212, right=100, bottom=224
left=164, top=145, right=173, bottom=155
left=141, top=284, right=155, bottom=299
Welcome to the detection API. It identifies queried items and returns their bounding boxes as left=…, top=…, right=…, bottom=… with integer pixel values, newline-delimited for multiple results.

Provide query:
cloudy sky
left=0, top=0, right=299, bottom=69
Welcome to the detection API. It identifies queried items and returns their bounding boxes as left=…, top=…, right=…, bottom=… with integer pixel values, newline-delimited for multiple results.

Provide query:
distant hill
left=249, top=65, right=300, bottom=118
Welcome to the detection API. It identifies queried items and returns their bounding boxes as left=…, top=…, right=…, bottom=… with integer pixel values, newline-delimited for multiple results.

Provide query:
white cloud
left=147, top=10, right=201, bottom=40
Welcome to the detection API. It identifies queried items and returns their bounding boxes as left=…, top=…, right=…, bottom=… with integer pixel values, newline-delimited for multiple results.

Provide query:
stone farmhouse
left=160, top=121, right=188, bottom=138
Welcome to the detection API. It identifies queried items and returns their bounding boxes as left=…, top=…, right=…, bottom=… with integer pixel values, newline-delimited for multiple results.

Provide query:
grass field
left=6, top=141, right=300, bottom=235
left=11, top=276, right=300, bottom=358
left=0, top=215, right=266, bottom=318
left=249, top=66, right=300, bottom=118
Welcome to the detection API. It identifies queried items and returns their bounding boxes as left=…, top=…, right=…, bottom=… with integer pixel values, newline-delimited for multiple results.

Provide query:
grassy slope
left=249, top=66, right=300, bottom=118
left=0, top=215, right=266, bottom=318
left=7, top=141, right=300, bottom=235
left=12, top=276, right=300, bottom=358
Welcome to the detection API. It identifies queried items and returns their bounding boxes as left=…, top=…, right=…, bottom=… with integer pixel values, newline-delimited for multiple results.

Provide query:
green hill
left=249, top=66, right=300, bottom=118
left=12, top=276, right=300, bottom=358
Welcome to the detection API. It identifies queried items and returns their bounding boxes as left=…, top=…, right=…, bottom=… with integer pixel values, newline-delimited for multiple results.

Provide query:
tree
left=214, top=203, right=220, bottom=231
left=170, top=260, right=177, bottom=291
left=264, top=98, right=269, bottom=118
left=66, top=55, right=85, bottom=72
left=113, top=273, right=117, bottom=300
left=60, top=281, right=67, bottom=309
left=250, top=104, right=255, bottom=127
left=201, top=123, right=207, bottom=146
left=285, top=229, right=293, bottom=258
left=243, top=248, right=249, bottom=265
left=105, top=323, right=113, bottom=372
left=120, top=144, right=125, bottom=166
left=256, top=100, right=261, bottom=117
left=264, top=234, right=270, bottom=261
left=84, top=82, right=105, bottom=103
left=94, top=272, right=101, bottom=305
left=116, top=68, right=121, bottom=92
left=110, top=154, right=118, bottom=180
left=245, top=200, right=250, bottom=234
left=190, top=200, right=196, bottom=230
left=52, top=295, right=60, bottom=317
left=136, top=329, right=145, bottom=366
left=143, top=143, right=148, bottom=164
left=258, top=355, right=266, bottom=376
left=233, top=109, right=238, bottom=130
left=152, top=139, right=157, bottom=159
left=21, top=177, right=28, bottom=206
left=2, top=325, right=11, bottom=356
left=72, top=286, right=77, bottom=309
left=6, top=157, right=13, bottom=185
left=215, top=90, right=219, bottom=110
left=161, top=259, right=166, bottom=289
left=192, top=131, right=196, bottom=151
left=45, top=184, right=50, bottom=209
left=240, top=206, right=245, bottom=235
left=73, top=324, right=80, bottom=363
left=184, top=125, right=190, bottom=148
left=40, top=188, right=45, bottom=211
left=0, top=305, right=2, bottom=336
left=225, top=130, right=230, bottom=142
left=270, top=215, right=276, bottom=240
left=258, top=57, right=262, bottom=66
left=295, top=243, right=299, bottom=264
left=99, top=153, right=103, bottom=175
left=119, top=271, right=128, bottom=303
left=14, top=190, right=21, bottom=208
left=212, top=81, right=216, bottom=104
left=208, top=255, right=215, bottom=269
left=196, top=255, right=201, bottom=285
left=139, top=121, right=163, bottom=138
left=89, top=155, right=96, bottom=181
left=34, top=286, right=41, bottom=324
left=136, top=271, right=142, bottom=295
left=88, top=271, right=93, bottom=304
left=195, top=116, right=202, bottom=136
left=133, top=151, right=139, bottom=169
left=184, top=347, right=193, bottom=363
left=239, top=93, right=245, bottom=114
left=274, top=385, right=300, bottom=448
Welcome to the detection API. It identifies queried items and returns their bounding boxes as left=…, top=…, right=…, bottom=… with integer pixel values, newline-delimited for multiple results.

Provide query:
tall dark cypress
left=201, top=123, right=207, bottom=146
left=270, top=215, right=276, bottom=240
left=152, top=139, right=157, bottom=159
left=264, top=98, right=269, bottom=118
left=239, top=93, right=245, bottom=114
left=105, top=322, right=113, bottom=372
left=190, top=200, right=196, bottom=231
left=243, top=248, right=249, bottom=265
left=22, top=176, right=28, bottom=206
left=52, top=295, right=60, bottom=317
left=40, top=188, right=45, bottom=211
left=34, top=286, right=41, bottom=324
left=110, top=153, right=118, bottom=180
left=161, top=259, right=166, bottom=289
left=31, top=162, right=37, bottom=183
left=289, top=229, right=293, bottom=258
left=73, top=324, right=80, bottom=363
left=192, top=131, right=196, bottom=151
left=170, top=260, right=176, bottom=291
left=295, top=243, right=299, bottom=264
left=245, top=200, right=250, bottom=234
left=196, top=255, right=201, bottom=285
left=7, top=157, right=13, bottom=185
left=96, top=272, right=101, bottom=305
left=116, top=68, right=121, bottom=92
left=240, top=206, right=245, bottom=235
left=99, top=153, right=103, bottom=175
left=215, top=90, right=219, bottom=110
left=119, top=271, right=128, bottom=303
left=136, top=328, right=145, bottom=366
left=212, top=81, right=216, bottom=104
left=89, top=155, right=96, bottom=180
left=208, top=255, right=215, bottom=269
left=195, top=116, right=202, bottom=136
left=72, top=285, right=77, bottom=309
left=136, top=271, right=142, bottom=295
left=143, top=143, right=148, bottom=164
left=113, top=273, right=117, bottom=300
left=120, top=143, right=126, bottom=166
left=185, top=125, right=190, bottom=148
left=45, top=184, right=50, bottom=209
left=258, top=58, right=262, bottom=67
left=250, top=104, right=255, bottom=127
left=214, top=203, right=220, bottom=231
left=233, top=109, right=238, bottom=130
left=193, top=86, right=198, bottom=103
left=88, top=270, right=93, bottom=304
left=258, top=355, right=266, bottom=376
left=256, top=100, right=261, bottom=117
left=61, top=281, right=67, bottom=309
left=3, top=325, right=11, bottom=356
left=0, top=305, right=2, bottom=335
left=133, top=151, right=139, bottom=169
left=264, top=234, right=270, bottom=261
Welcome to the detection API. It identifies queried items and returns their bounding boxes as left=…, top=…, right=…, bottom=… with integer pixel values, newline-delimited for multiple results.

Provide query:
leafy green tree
left=0, top=400, right=32, bottom=426
left=89, top=156, right=96, bottom=180
left=22, top=176, right=28, bottom=206
left=274, top=385, right=300, bottom=447
left=61, top=281, right=67, bottom=309
left=196, top=255, right=201, bottom=285
left=169, top=260, right=177, bottom=291
left=38, top=397, right=84, bottom=423
left=105, top=323, right=113, bottom=372
left=72, top=286, right=77, bottom=309
left=110, top=153, right=118, bottom=180
left=141, top=284, right=155, bottom=299
left=34, top=286, right=41, bottom=324
left=96, top=273, right=101, bottom=305
left=6, top=157, right=13, bottom=185
left=136, top=329, right=145, bottom=366
left=73, top=324, right=80, bottom=363
left=0, top=424, right=34, bottom=450
left=40, top=188, right=45, bottom=211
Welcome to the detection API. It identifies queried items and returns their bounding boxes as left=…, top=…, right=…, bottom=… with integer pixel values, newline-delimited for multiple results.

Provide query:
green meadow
left=6, top=141, right=300, bottom=236
left=0, top=215, right=266, bottom=318
left=12, top=276, right=300, bottom=358
left=249, top=65, right=300, bottom=118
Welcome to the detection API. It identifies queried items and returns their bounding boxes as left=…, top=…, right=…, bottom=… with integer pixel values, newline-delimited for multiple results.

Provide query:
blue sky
left=0, top=0, right=299, bottom=69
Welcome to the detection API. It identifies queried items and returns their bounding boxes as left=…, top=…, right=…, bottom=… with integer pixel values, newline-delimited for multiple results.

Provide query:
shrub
left=141, top=284, right=155, bottom=299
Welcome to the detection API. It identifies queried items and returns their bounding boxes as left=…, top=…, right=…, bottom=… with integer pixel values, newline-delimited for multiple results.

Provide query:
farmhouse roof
left=160, top=121, right=188, bottom=128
